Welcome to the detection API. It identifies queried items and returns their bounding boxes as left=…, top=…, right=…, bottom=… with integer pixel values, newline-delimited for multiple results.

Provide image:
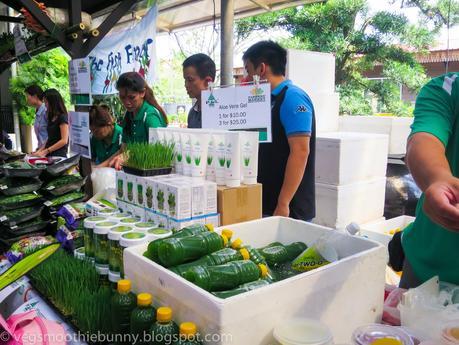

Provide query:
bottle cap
left=239, top=248, right=250, bottom=260
left=221, top=235, right=228, bottom=247
left=117, top=279, right=131, bottom=293
left=157, top=307, right=172, bottom=323
left=222, top=229, right=233, bottom=239
left=258, top=264, right=268, bottom=278
left=204, top=224, right=214, bottom=232
left=180, top=322, right=197, bottom=337
left=371, top=339, right=403, bottom=345
left=137, top=293, right=152, bottom=307
left=231, top=238, right=243, bottom=250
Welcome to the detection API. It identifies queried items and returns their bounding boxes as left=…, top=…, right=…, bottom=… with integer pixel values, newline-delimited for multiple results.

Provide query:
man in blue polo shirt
left=243, top=41, right=316, bottom=221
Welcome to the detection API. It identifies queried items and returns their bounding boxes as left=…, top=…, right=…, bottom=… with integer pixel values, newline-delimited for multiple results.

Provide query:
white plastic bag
left=91, top=167, right=116, bottom=195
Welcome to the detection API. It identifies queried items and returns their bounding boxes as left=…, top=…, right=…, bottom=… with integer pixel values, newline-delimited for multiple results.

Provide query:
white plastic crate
left=316, top=132, right=388, bottom=185
left=124, top=217, right=386, bottom=344
left=314, top=177, right=387, bottom=229
left=338, top=115, right=413, bottom=155
left=360, top=215, right=415, bottom=247
left=286, top=50, right=336, bottom=94
left=309, top=92, right=340, bottom=133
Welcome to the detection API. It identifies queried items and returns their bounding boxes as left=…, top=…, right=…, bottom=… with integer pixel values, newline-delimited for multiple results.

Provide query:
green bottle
left=158, top=232, right=228, bottom=267
left=130, top=293, right=156, bottom=345
left=170, top=247, right=250, bottom=277
left=111, top=280, right=137, bottom=343
left=173, top=322, right=202, bottom=345
left=258, top=242, right=283, bottom=250
left=184, top=260, right=268, bottom=292
left=147, top=224, right=213, bottom=263
left=271, top=262, right=300, bottom=281
left=231, top=239, right=266, bottom=265
left=212, top=279, right=271, bottom=299
left=260, top=242, right=308, bottom=266
left=150, top=307, right=179, bottom=345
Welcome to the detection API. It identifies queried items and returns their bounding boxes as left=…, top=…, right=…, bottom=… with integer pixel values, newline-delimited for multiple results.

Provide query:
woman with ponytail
left=109, top=72, right=167, bottom=169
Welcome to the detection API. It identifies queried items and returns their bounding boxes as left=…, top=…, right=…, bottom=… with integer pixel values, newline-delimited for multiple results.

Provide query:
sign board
left=89, top=5, right=157, bottom=95
left=201, top=83, right=272, bottom=142
left=69, top=111, right=91, bottom=159
left=13, top=25, right=31, bottom=63
left=69, top=57, right=92, bottom=105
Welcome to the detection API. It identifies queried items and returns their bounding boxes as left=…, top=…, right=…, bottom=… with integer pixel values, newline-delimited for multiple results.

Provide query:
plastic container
left=94, top=221, right=117, bottom=270
left=45, top=154, right=80, bottom=176
left=224, top=132, right=241, bottom=188
left=352, top=324, right=414, bottom=345
left=158, top=231, right=227, bottom=267
left=135, top=222, right=157, bottom=232
left=442, top=322, right=459, bottom=345
left=130, top=293, right=156, bottom=345
left=360, top=216, right=415, bottom=247
left=108, top=225, right=134, bottom=277
left=111, top=279, right=137, bottom=339
left=150, top=307, right=179, bottom=345
left=273, top=318, right=333, bottom=345
left=0, top=205, right=44, bottom=227
left=122, top=166, right=173, bottom=177
left=184, top=260, right=268, bottom=292
left=83, top=216, right=107, bottom=260
left=120, top=232, right=148, bottom=278
left=147, top=228, right=173, bottom=241
left=120, top=217, right=142, bottom=226
left=109, top=213, right=128, bottom=222
left=0, top=177, right=42, bottom=196
left=0, top=193, right=43, bottom=211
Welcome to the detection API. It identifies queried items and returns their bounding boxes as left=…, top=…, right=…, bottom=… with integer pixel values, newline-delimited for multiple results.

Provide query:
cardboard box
left=204, top=181, right=218, bottom=215
left=125, top=217, right=386, bottom=345
left=166, top=181, right=192, bottom=220
left=116, top=171, right=126, bottom=202
left=125, top=173, right=136, bottom=205
left=217, top=183, right=262, bottom=225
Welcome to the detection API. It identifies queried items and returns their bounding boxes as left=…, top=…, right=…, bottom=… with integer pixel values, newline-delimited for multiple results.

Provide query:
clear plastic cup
left=352, top=324, right=414, bottom=345
left=273, top=318, right=334, bottom=345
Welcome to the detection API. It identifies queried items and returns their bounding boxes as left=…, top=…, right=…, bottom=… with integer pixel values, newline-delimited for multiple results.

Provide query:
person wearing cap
left=89, top=105, right=123, bottom=168
left=401, top=72, right=459, bottom=287
left=109, top=72, right=168, bottom=169
left=242, top=40, right=316, bottom=221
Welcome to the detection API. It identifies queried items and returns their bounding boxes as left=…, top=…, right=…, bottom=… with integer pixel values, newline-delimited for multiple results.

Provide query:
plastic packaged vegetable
left=1, top=161, right=46, bottom=178
left=0, top=205, right=44, bottom=227
left=56, top=202, right=86, bottom=225
left=43, top=174, right=86, bottom=196
left=0, top=193, right=43, bottom=211
left=0, top=177, right=42, bottom=196
left=44, top=191, right=85, bottom=209
left=45, top=154, right=80, bottom=177
left=2, top=217, right=49, bottom=237
left=6, top=235, right=55, bottom=263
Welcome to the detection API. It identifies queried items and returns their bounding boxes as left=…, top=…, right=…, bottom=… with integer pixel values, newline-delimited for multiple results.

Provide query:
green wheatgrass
left=124, top=142, right=175, bottom=170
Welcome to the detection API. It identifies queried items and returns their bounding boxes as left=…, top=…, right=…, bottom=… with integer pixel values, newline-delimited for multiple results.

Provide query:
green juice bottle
left=212, top=279, right=271, bottom=299
left=146, top=224, right=214, bottom=263
left=170, top=247, right=250, bottom=277
left=259, top=242, right=308, bottom=266
left=150, top=307, right=179, bottom=345
left=111, top=280, right=136, bottom=343
left=184, top=260, right=268, bottom=292
left=173, top=323, right=202, bottom=345
left=158, top=232, right=228, bottom=267
left=130, top=293, right=156, bottom=345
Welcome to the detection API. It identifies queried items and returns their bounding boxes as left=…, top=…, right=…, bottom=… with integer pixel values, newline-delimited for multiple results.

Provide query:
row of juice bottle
left=112, top=279, right=202, bottom=345
left=142, top=223, right=310, bottom=297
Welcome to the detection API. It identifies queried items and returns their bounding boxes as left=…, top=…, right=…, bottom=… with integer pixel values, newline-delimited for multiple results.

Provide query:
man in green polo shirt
left=89, top=105, right=123, bottom=168
left=402, top=72, right=459, bottom=288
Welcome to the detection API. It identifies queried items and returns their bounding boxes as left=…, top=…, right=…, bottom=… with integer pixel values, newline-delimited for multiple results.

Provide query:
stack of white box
left=287, top=49, right=389, bottom=228
left=116, top=171, right=219, bottom=231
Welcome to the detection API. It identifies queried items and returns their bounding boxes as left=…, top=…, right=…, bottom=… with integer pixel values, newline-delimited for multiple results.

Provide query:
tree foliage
left=237, top=0, right=435, bottom=116
left=10, top=48, right=70, bottom=125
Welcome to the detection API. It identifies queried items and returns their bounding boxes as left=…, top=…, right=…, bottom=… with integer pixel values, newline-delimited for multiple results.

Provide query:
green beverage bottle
left=83, top=216, right=106, bottom=261
left=221, top=229, right=233, bottom=247
left=94, top=221, right=118, bottom=271
left=111, top=280, right=136, bottom=343
left=259, top=242, right=308, bottom=266
left=170, top=247, right=250, bottom=277
left=184, top=260, right=268, bottom=292
left=150, top=307, right=179, bottom=345
left=158, top=232, right=228, bottom=267
left=174, top=322, right=202, bottom=345
left=231, top=239, right=277, bottom=281
left=258, top=242, right=283, bottom=251
left=147, top=224, right=213, bottom=263
left=212, top=279, right=271, bottom=299
left=130, top=293, right=156, bottom=345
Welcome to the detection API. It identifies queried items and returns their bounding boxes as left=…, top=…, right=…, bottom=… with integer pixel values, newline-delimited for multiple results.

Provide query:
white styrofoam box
left=390, top=117, right=413, bottom=155
left=125, top=217, right=386, bottom=345
left=338, top=115, right=413, bottom=155
left=309, top=92, right=340, bottom=133
left=360, top=215, right=415, bottom=247
left=286, top=49, right=335, bottom=94
left=316, top=132, right=389, bottom=185
left=314, top=177, right=387, bottom=229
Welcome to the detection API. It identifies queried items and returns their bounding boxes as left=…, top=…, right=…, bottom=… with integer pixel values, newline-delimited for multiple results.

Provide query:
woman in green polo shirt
left=109, top=72, right=168, bottom=169
left=89, top=105, right=123, bottom=168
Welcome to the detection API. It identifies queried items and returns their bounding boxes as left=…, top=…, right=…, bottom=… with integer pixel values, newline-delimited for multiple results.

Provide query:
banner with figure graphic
left=89, top=5, right=157, bottom=95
